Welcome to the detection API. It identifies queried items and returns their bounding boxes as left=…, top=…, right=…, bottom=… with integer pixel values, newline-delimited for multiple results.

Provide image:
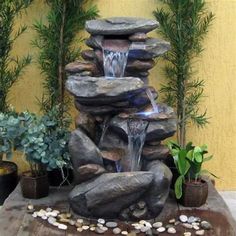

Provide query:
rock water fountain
left=66, top=17, right=177, bottom=220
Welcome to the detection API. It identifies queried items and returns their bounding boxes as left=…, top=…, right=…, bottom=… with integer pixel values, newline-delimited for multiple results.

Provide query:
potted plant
left=168, top=141, right=217, bottom=207
left=41, top=106, right=72, bottom=186
left=19, top=110, right=72, bottom=198
left=0, top=0, right=32, bottom=204
left=19, top=112, right=49, bottom=199
left=0, top=112, right=25, bottom=203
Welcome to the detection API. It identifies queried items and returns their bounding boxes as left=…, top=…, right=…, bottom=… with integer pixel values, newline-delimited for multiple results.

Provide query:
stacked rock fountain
left=66, top=17, right=177, bottom=220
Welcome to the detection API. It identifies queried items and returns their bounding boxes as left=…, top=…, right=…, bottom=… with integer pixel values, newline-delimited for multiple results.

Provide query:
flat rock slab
left=66, top=76, right=144, bottom=98
left=86, top=17, right=159, bottom=35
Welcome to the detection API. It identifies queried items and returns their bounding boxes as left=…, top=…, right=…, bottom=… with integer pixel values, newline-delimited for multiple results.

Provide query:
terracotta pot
left=20, top=172, right=49, bottom=199
left=0, top=161, right=18, bottom=204
left=180, top=179, right=208, bottom=207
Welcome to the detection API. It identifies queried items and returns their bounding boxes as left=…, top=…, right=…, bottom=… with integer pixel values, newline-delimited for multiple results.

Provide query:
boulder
left=85, top=17, right=159, bottom=35
left=68, top=128, right=104, bottom=183
left=69, top=172, right=154, bottom=217
left=143, top=160, right=172, bottom=216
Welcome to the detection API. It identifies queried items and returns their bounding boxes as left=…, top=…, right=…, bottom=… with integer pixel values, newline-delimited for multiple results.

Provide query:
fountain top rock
left=86, top=17, right=159, bottom=35
left=66, top=76, right=145, bottom=98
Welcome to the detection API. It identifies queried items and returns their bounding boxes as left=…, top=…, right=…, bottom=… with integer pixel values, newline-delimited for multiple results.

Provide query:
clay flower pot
left=20, top=172, right=49, bottom=199
left=180, top=179, right=208, bottom=207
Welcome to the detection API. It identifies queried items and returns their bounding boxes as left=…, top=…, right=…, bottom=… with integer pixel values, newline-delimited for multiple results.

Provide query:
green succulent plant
left=168, top=141, right=217, bottom=199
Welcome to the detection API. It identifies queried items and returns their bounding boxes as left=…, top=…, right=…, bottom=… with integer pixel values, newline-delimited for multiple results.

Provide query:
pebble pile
left=28, top=205, right=213, bottom=235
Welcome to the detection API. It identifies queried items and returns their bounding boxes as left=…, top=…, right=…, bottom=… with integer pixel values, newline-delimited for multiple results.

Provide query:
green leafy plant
left=168, top=141, right=216, bottom=199
left=154, top=0, right=214, bottom=147
left=0, top=0, right=33, bottom=113
left=0, top=112, right=26, bottom=174
left=33, top=0, right=98, bottom=114
left=20, top=109, right=71, bottom=177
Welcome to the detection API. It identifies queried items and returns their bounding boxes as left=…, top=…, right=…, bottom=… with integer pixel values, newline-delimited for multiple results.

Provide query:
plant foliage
left=0, top=0, right=33, bottom=113
left=154, top=0, right=214, bottom=147
left=33, top=0, right=98, bottom=114
left=168, top=140, right=216, bottom=199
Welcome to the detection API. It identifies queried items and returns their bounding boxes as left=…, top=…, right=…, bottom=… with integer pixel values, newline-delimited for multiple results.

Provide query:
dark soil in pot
left=20, top=171, right=49, bottom=199
left=180, top=179, right=208, bottom=207
left=47, top=168, right=73, bottom=186
left=0, top=161, right=18, bottom=204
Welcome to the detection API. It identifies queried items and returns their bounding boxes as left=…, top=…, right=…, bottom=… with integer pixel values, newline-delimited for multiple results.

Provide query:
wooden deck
left=0, top=182, right=235, bottom=236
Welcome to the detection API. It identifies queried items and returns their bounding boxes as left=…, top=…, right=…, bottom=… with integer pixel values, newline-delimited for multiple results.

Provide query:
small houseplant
left=168, top=141, right=216, bottom=207
left=0, top=112, right=25, bottom=203
left=19, top=110, right=71, bottom=198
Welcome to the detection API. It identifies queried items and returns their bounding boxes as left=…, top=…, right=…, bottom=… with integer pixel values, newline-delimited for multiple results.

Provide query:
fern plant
left=33, top=0, right=98, bottom=114
left=0, top=0, right=33, bottom=113
left=154, top=0, right=214, bottom=147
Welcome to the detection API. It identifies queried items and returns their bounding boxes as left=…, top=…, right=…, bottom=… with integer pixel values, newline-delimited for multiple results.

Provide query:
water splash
left=146, top=88, right=158, bottom=113
left=98, top=116, right=110, bottom=147
left=126, top=119, right=149, bottom=171
left=103, top=49, right=129, bottom=78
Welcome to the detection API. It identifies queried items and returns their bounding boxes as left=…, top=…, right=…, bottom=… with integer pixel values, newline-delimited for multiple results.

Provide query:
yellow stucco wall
left=8, top=0, right=236, bottom=190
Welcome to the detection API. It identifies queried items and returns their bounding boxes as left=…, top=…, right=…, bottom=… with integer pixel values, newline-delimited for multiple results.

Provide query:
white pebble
left=48, top=216, right=57, bottom=225
left=82, top=225, right=90, bottom=230
left=193, top=225, right=200, bottom=230
left=90, top=227, right=96, bottom=231
left=167, top=227, right=176, bottom=234
left=41, top=215, right=47, bottom=220
left=157, top=227, right=166, bottom=233
left=144, top=222, right=152, bottom=228
left=196, top=230, right=205, bottom=235
left=27, top=204, right=34, bottom=210
left=113, top=227, right=122, bottom=234
left=169, top=218, right=175, bottom=224
left=77, top=227, right=83, bottom=232
left=139, top=220, right=146, bottom=225
left=153, top=222, right=163, bottom=228
left=97, top=223, right=104, bottom=228
left=183, top=223, right=193, bottom=229
left=32, top=212, right=37, bottom=218
left=179, top=215, right=188, bottom=223
left=98, top=218, right=105, bottom=224
left=184, top=232, right=192, bottom=236
left=53, top=222, right=60, bottom=227
left=121, top=231, right=128, bottom=235
left=77, top=218, right=84, bottom=224
left=58, top=224, right=67, bottom=230
left=69, top=220, right=75, bottom=226
left=46, top=207, right=52, bottom=212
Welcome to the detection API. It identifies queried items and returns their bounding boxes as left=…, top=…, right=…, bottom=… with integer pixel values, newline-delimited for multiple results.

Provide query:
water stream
left=146, top=88, right=158, bottom=113
left=126, top=119, right=149, bottom=171
left=103, top=49, right=129, bottom=78
left=98, top=116, right=110, bottom=147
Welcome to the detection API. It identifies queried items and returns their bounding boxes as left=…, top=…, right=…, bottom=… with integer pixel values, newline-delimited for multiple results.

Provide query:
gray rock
left=129, top=38, right=170, bottom=59
left=188, top=216, right=198, bottom=224
left=137, top=200, right=146, bottom=209
left=76, top=164, right=106, bottom=183
left=126, top=59, right=155, bottom=72
left=69, top=172, right=154, bottom=218
left=109, top=112, right=176, bottom=142
left=129, top=32, right=147, bottom=42
left=66, top=76, right=144, bottom=98
left=113, top=228, right=122, bottom=234
left=200, top=221, right=212, bottom=230
left=105, top=222, right=118, bottom=228
left=69, top=128, right=104, bottom=183
left=132, top=207, right=148, bottom=220
left=86, top=17, right=159, bottom=35
left=143, top=160, right=172, bottom=217
left=142, top=144, right=169, bottom=161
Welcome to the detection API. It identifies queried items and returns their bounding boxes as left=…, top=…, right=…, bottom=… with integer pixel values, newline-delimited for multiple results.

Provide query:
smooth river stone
left=66, top=76, right=144, bottom=98
left=85, top=17, right=159, bottom=35
left=69, top=172, right=154, bottom=218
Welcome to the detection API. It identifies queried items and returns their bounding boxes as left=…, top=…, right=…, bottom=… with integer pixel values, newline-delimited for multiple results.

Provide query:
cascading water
left=98, top=116, right=110, bottom=147
left=103, top=49, right=129, bottom=78
left=126, top=119, right=149, bottom=171
left=146, top=88, right=158, bottom=113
